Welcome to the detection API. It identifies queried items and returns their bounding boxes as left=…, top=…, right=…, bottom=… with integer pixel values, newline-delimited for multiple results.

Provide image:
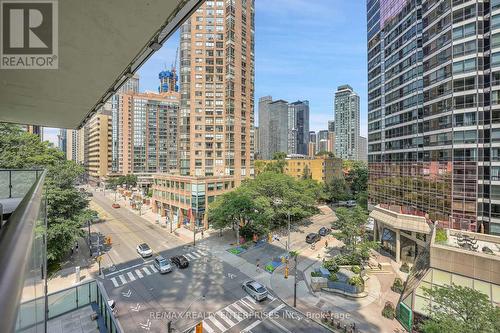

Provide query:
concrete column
left=373, top=220, right=378, bottom=241
left=395, top=229, right=401, bottom=263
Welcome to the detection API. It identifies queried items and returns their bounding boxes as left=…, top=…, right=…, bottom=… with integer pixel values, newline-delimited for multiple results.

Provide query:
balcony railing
left=0, top=169, right=46, bottom=333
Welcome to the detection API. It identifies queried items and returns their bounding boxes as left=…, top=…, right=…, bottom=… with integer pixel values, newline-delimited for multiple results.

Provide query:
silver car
left=154, top=256, right=172, bottom=274
left=242, top=280, right=268, bottom=301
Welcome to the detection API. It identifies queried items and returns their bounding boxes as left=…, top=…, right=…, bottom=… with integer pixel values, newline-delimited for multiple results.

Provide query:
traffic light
left=195, top=322, right=203, bottom=333
left=284, top=266, right=289, bottom=279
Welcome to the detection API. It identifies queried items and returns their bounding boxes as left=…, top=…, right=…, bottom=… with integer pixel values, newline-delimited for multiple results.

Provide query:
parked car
left=171, top=255, right=189, bottom=268
left=154, top=256, right=172, bottom=274
left=306, top=233, right=321, bottom=244
left=318, top=226, right=331, bottom=236
left=85, top=192, right=93, bottom=197
left=346, top=200, right=357, bottom=207
left=112, top=203, right=120, bottom=208
left=242, top=280, right=268, bottom=301
left=136, top=243, right=153, bottom=258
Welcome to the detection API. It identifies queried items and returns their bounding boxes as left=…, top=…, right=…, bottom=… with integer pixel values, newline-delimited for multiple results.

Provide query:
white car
left=242, top=280, right=268, bottom=301
left=154, top=256, right=172, bottom=274
left=136, top=243, right=153, bottom=258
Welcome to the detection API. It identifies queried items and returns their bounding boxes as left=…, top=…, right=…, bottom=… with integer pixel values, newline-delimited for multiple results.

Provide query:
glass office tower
left=368, top=0, right=500, bottom=235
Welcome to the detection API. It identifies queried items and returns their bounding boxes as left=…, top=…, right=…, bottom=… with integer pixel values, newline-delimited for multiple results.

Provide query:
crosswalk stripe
left=149, top=264, right=158, bottom=273
left=202, top=320, right=215, bottom=333
left=185, top=253, right=196, bottom=260
left=217, top=310, right=237, bottom=327
left=206, top=316, right=226, bottom=331
left=224, top=306, right=240, bottom=322
left=267, top=293, right=275, bottom=301
left=135, top=269, right=144, bottom=278
left=235, top=300, right=254, bottom=312
left=190, top=252, right=201, bottom=258
left=118, top=274, right=127, bottom=284
left=127, top=272, right=136, bottom=281
left=269, top=303, right=286, bottom=316
left=231, top=302, right=248, bottom=315
left=241, top=320, right=261, bottom=332
left=244, top=295, right=257, bottom=305
left=196, top=250, right=208, bottom=256
left=143, top=266, right=151, bottom=275
left=110, top=277, right=119, bottom=287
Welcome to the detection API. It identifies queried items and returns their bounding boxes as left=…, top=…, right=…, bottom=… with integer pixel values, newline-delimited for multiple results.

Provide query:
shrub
left=435, top=228, right=447, bottom=243
left=348, top=275, right=364, bottom=287
left=328, top=273, right=338, bottom=282
left=311, top=271, right=322, bottom=277
left=391, top=278, right=405, bottom=293
left=400, top=262, right=410, bottom=273
left=334, top=253, right=362, bottom=266
left=323, top=260, right=339, bottom=273
left=351, top=265, right=361, bottom=274
left=382, top=301, right=395, bottom=319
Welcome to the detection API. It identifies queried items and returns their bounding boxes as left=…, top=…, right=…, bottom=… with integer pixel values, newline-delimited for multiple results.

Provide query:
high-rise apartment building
left=335, top=85, right=360, bottom=160
left=328, top=120, right=335, bottom=132
left=57, top=129, right=67, bottom=157
left=66, top=128, right=85, bottom=164
left=85, top=108, right=112, bottom=185
left=152, top=0, right=255, bottom=230
left=328, top=131, right=336, bottom=154
left=254, top=126, right=260, bottom=158
left=258, top=96, right=288, bottom=159
left=358, top=136, right=367, bottom=162
left=287, top=100, right=310, bottom=155
left=309, top=131, right=317, bottom=144
left=367, top=0, right=500, bottom=236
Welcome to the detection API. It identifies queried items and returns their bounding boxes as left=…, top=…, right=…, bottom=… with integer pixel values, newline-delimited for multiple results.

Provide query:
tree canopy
left=208, top=172, right=321, bottom=239
left=107, top=174, right=138, bottom=188
left=421, top=284, right=500, bottom=333
left=0, top=123, right=92, bottom=263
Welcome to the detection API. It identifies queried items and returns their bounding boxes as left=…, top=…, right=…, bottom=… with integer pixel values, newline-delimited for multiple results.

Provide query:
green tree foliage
left=315, top=151, right=335, bottom=158
left=344, top=161, right=368, bottom=195
left=0, top=124, right=90, bottom=263
left=333, top=206, right=368, bottom=252
left=356, top=191, right=368, bottom=210
left=302, top=165, right=312, bottom=179
left=421, top=284, right=500, bottom=333
left=107, top=174, right=138, bottom=188
left=208, top=172, right=320, bottom=237
left=323, top=177, right=352, bottom=202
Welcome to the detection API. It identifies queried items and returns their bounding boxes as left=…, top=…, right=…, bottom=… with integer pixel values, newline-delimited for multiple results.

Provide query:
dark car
left=171, top=255, right=189, bottom=268
left=306, top=233, right=321, bottom=244
left=318, top=227, right=331, bottom=236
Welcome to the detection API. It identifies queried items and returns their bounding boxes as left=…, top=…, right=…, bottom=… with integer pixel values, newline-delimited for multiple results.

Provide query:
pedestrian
left=75, top=241, right=79, bottom=253
left=71, top=247, right=74, bottom=255
left=201, top=229, right=204, bottom=239
left=325, top=240, right=329, bottom=248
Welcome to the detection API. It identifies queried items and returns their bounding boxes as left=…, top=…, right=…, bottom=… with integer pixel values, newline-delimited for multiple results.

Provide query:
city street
left=90, top=191, right=331, bottom=333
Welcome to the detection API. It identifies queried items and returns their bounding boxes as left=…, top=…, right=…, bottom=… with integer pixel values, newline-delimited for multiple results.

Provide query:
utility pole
left=293, top=254, right=298, bottom=307
left=287, top=211, right=291, bottom=254
left=87, top=220, right=92, bottom=257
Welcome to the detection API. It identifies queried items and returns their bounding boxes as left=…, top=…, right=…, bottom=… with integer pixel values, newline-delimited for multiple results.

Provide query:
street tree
left=0, top=123, right=91, bottom=263
left=323, top=177, right=351, bottom=202
left=333, top=206, right=370, bottom=252
left=421, top=284, right=500, bottom=333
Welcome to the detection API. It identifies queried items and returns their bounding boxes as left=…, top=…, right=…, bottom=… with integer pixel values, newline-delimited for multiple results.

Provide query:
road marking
left=203, top=321, right=215, bottom=333
left=225, top=306, right=242, bottom=321
left=267, top=293, right=276, bottom=301
left=110, top=277, right=119, bottom=287
left=106, top=262, right=146, bottom=277
left=269, top=317, right=292, bottom=333
left=239, top=298, right=255, bottom=311
left=127, top=271, right=136, bottom=281
left=131, top=303, right=141, bottom=312
left=231, top=302, right=248, bottom=315
left=217, top=310, right=237, bottom=327
left=206, top=316, right=226, bottom=331
left=143, top=266, right=151, bottom=275
left=241, top=320, right=261, bottom=332
left=185, top=253, right=196, bottom=260
left=244, top=295, right=257, bottom=305
left=149, top=264, right=158, bottom=273
left=268, top=303, right=286, bottom=316
left=118, top=274, right=127, bottom=285
left=191, top=251, right=202, bottom=258
left=135, top=269, right=144, bottom=278
left=196, top=249, right=208, bottom=256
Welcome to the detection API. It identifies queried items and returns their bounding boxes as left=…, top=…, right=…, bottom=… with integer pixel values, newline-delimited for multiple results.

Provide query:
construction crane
left=171, top=46, right=179, bottom=72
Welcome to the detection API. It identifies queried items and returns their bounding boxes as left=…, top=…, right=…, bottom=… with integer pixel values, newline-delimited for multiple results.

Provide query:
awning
left=0, top=0, right=202, bottom=129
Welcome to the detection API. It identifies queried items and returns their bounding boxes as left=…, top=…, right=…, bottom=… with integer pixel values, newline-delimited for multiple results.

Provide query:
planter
left=311, top=277, right=328, bottom=291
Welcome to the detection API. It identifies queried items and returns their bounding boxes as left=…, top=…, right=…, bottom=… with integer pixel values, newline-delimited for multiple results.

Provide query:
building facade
left=358, top=136, right=367, bottom=162
left=85, top=109, right=112, bottom=185
left=66, top=128, right=85, bottom=164
left=254, top=126, right=260, bottom=158
left=328, top=120, right=335, bottom=132
left=335, top=84, right=360, bottom=159
left=57, top=129, right=67, bottom=157
left=367, top=0, right=500, bottom=236
left=259, top=96, right=288, bottom=159
left=152, top=0, right=255, bottom=230
left=287, top=100, right=310, bottom=155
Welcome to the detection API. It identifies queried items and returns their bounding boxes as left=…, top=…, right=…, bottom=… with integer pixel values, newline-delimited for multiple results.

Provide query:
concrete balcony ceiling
left=0, top=0, right=201, bottom=129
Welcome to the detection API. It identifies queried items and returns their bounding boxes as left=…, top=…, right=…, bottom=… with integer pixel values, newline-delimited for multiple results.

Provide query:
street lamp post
left=87, top=220, right=92, bottom=257
left=287, top=211, right=291, bottom=254
left=293, top=253, right=298, bottom=307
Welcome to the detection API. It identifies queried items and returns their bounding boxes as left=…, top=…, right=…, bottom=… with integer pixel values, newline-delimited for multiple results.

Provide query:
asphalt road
left=90, top=191, right=331, bottom=333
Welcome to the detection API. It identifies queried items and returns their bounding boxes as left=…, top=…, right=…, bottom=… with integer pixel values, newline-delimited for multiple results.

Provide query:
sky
left=45, top=0, right=368, bottom=144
